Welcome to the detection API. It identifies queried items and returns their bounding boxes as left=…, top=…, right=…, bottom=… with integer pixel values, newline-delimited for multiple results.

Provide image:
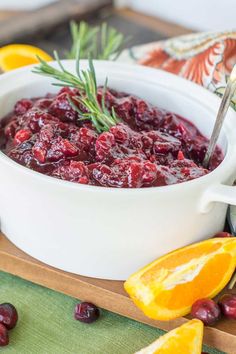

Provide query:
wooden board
left=0, top=233, right=235, bottom=353
left=0, top=0, right=112, bottom=44
left=117, top=8, right=192, bottom=37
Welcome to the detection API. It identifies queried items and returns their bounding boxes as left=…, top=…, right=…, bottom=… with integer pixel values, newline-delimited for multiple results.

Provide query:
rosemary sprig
left=66, top=21, right=128, bottom=60
left=66, top=21, right=99, bottom=60
left=99, top=22, right=127, bottom=60
left=32, top=51, right=120, bottom=133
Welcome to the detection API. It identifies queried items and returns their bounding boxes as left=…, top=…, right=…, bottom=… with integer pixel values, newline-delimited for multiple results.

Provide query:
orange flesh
left=155, top=253, right=231, bottom=309
left=125, top=238, right=236, bottom=320
left=141, top=242, right=221, bottom=284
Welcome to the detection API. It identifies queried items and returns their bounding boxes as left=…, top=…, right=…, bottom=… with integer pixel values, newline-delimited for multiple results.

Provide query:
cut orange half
left=0, top=44, right=52, bottom=72
left=125, top=238, right=236, bottom=320
left=135, top=319, right=203, bottom=354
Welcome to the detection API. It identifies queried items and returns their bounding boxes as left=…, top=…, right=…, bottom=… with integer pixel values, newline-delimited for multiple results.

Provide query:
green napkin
left=0, top=271, right=225, bottom=354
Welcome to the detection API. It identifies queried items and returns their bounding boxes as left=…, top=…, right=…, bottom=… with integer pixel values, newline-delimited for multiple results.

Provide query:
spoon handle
left=203, top=65, right=236, bottom=168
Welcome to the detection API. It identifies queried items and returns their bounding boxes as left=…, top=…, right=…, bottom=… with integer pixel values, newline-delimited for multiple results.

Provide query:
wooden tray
left=0, top=0, right=112, bottom=44
left=0, top=232, right=235, bottom=353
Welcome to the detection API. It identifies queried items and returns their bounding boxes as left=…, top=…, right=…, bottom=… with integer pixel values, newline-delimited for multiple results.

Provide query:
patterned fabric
left=119, top=30, right=236, bottom=109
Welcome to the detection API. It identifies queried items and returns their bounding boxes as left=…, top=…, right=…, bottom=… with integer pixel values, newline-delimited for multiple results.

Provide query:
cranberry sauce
left=0, top=87, right=223, bottom=188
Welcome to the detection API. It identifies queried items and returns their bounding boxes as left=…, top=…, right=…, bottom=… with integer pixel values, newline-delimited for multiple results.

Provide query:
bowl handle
left=200, top=184, right=236, bottom=212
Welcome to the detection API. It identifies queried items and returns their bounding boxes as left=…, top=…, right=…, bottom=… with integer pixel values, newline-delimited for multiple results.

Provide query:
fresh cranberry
left=74, top=302, right=100, bottom=323
left=218, top=294, right=236, bottom=319
left=213, top=232, right=232, bottom=238
left=14, top=129, right=31, bottom=145
left=0, top=303, right=18, bottom=330
left=0, top=324, right=9, bottom=347
left=191, top=299, right=221, bottom=325
left=14, top=99, right=33, bottom=115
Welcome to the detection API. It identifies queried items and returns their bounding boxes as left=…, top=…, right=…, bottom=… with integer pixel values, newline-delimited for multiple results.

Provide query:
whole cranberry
left=0, top=324, right=9, bottom=346
left=218, top=294, right=236, bottom=319
left=0, top=303, right=18, bottom=329
left=191, top=299, right=221, bottom=326
left=213, top=232, right=232, bottom=238
left=14, top=129, right=31, bottom=145
left=74, top=302, right=100, bottom=324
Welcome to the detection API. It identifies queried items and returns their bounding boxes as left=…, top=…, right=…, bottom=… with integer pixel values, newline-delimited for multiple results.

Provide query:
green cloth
left=0, top=271, right=225, bottom=354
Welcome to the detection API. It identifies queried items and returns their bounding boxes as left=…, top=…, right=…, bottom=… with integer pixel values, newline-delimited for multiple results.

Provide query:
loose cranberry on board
left=218, top=294, right=236, bottom=320
left=0, top=323, right=9, bottom=347
left=191, top=299, right=221, bottom=326
left=74, top=302, right=100, bottom=324
left=0, top=303, right=18, bottom=330
left=213, top=232, right=233, bottom=238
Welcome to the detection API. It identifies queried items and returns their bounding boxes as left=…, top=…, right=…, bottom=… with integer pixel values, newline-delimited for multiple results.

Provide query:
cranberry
left=14, top=129, right=31, bottom=145
left=218, top=294, right=236, bottom=319
left=79, top=127, right=97, bottom=146
left=142, top=161, right=157, bottom=185
left=4, top=119, right=18, bottom=139
left=0, top=87, right=225, bottom=188
left=32, top=142, right=47, bottom=163
left=49, top=90, right=78, bottom=122
left=191, top=299, right=221, bottom=326
left=213, top=232, right=232, bottom=238
left=0, top=324, right=9, bottom=347
left=95, top=132, right=115, bottom=161
left=110, top=124, right=129, bottom=144
left=0, top=303, right=18, bottom=329
left=74, top=302, right=100, bottom=323
left=52, top=161, right=88, bottom=183
left=14, top=99, right=33, bottom=115
left=177, top=150, right=185, bottom=160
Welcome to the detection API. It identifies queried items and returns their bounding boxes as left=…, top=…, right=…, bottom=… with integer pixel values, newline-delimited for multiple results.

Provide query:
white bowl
left=0, top=60, right=236, bottom=280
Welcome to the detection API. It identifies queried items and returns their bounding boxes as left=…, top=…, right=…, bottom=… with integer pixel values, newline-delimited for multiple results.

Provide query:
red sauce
left=0, top=87, right=223, bottom=188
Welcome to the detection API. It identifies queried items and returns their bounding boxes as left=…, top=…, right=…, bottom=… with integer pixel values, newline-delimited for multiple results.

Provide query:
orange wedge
left=135, top=319, right=203, bottom=354
left=0, top=44, right=52, bottom=72
left=125, top=238, right=236, bottom=320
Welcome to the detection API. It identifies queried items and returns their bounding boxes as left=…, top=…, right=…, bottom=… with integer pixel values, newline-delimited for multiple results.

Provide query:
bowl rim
left=0, top=59, right=236, bottom=194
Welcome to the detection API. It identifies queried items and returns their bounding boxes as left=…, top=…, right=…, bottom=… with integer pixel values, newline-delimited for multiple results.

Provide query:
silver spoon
left=203, top=64, right=236, bottom=168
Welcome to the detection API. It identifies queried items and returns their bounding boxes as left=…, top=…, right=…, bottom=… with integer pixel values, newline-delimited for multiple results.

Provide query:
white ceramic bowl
left=1, top=60, right=236, bottom=280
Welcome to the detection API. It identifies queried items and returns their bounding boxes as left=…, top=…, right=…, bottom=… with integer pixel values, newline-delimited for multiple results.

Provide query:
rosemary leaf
left=66, top=21, right=128, bottom=61
left=33, top=52, right=120, bottom=133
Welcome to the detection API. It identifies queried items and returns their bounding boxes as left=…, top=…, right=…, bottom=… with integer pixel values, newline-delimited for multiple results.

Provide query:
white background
left=0, top=0, right=57, bottom=10
left=115, top=0, right=236, bottom=31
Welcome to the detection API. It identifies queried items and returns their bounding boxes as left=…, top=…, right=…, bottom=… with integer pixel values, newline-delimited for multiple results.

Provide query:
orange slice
left=125, top=238, right=236, bottom=320
left=0, top=44, right=52, bottom=72
left=135, top=319, right=203, bottom=354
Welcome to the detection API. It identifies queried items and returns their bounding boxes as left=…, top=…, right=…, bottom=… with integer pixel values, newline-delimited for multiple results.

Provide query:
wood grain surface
left=0, top=232, right=235, bottom=353
left=0, top=0, right=112, bottom=44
